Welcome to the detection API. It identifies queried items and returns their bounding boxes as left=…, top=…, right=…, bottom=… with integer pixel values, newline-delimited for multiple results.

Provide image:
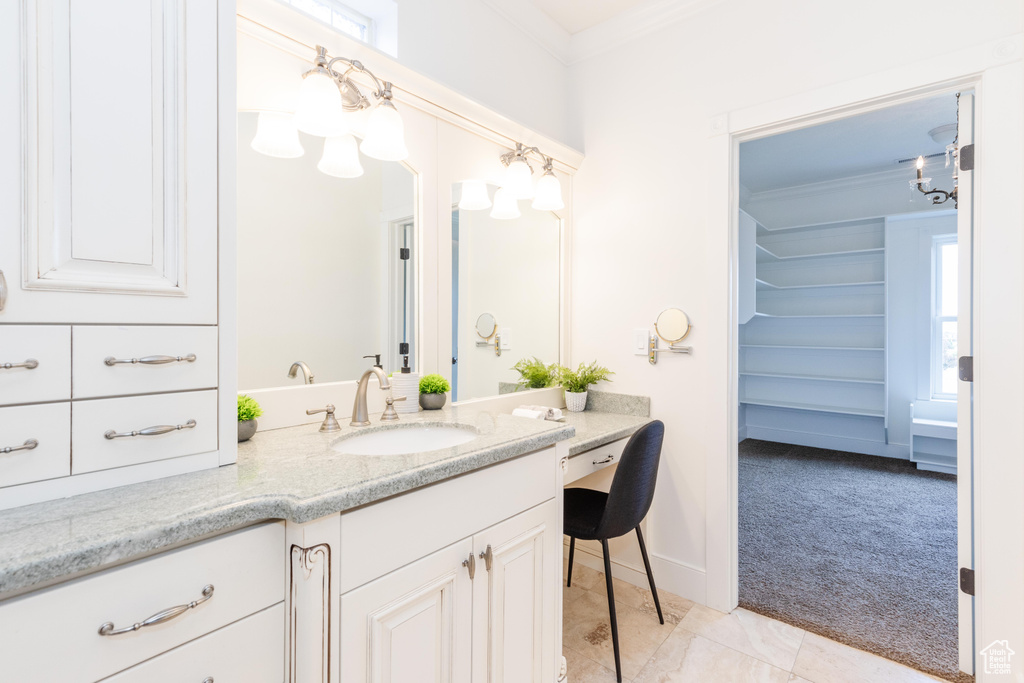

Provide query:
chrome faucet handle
left=306, top=404, right=341, bottom=433
left=380, top=395, right=407, bottom=422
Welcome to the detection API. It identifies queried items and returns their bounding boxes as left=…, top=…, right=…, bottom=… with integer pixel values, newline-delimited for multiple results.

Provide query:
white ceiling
left=739, top=93, right=960, bottom=193
left=529, top=0, right=653, bottom=34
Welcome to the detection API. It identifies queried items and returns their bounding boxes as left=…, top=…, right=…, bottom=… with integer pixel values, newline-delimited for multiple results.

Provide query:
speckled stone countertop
left=563, top=390, right=653, bottom=455
left=0, top=404, right=575, bottom=597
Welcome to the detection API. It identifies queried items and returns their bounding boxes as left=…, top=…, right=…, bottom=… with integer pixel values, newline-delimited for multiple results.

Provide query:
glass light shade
left=490, top=188, right=521, bottom=220
left=504, top=158, right=534, bottom=199
left=294, top=70, right=348, bottom=138
left=531, top=172, right=564, bottom=211
left=360, top=103, right=409, bottom=161
left=347, top=107, right=372, bottom=139
left=250, top=112, right=304, bottom=158
left=317, top=135, right=364, bottom=178
left=459, top=180, right=491, bottom=210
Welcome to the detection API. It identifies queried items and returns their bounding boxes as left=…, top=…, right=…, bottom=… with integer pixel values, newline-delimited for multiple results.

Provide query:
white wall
left=394, top=0, right=576, bottom=149
left=455, top=195, right=561, bottom=401
left=568, top=0, right=1022, bottom=603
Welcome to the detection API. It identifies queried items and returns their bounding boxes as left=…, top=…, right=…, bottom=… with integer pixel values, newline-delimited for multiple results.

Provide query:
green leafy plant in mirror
left=237, top=394, right=264, bottom=422
left=557, top=361, right=614, bottom=394
left=419, top=374, right=451, bottom=395
left=513, top=357, right=558, bottom=389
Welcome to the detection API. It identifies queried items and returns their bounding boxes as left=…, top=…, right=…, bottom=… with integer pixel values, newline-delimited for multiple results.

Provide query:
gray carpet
left=738, top=439, right=971, bottom=682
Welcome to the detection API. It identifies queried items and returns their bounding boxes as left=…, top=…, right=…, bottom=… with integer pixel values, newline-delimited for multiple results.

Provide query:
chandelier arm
left=325, top=56, right=386, bottom=99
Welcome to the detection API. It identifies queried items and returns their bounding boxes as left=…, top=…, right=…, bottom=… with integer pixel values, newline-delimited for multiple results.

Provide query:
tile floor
left=562, top=559, right=947, bottom=683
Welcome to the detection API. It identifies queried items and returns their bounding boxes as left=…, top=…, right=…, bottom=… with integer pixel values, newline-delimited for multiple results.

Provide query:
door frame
left=707, top=34, right=1024, bottom=679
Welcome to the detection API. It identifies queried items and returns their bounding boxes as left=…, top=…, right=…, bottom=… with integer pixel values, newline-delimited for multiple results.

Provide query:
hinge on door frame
left=959, top=144, right=975, bottom=171
left=399, top=247, right=410, bottom=260
left=960, top=567, right=975, bottom=596
left=958, top=356, right=974, bottom=382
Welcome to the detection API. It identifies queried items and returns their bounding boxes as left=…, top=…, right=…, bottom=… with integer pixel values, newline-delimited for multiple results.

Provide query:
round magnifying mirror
left=475, top=312, right=497, bottom=340
left=655, top=308, right=691, bottom=343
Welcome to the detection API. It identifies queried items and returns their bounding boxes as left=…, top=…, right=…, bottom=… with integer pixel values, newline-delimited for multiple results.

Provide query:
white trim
left=218, top=0, right=238, bottom=465
left=747, top=164, right=955, bottom=206
left=713, top=32, right=1024, bottom=677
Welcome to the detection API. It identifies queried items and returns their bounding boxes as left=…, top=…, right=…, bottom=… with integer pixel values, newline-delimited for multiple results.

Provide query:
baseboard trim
left=744, top=426, right=910, bottom=459
left=738, top=425, right=748, bottom=442
left=563, top=539, right=707, bottom=605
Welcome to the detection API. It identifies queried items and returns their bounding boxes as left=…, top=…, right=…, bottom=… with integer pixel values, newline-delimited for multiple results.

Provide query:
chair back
left=594, top=420, right=665, bottom=539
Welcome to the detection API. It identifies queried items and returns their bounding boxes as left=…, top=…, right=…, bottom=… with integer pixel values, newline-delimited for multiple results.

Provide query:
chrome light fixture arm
left=303, top=45, right=392, bottom=113
left=499, top=142, right=553, bottom=174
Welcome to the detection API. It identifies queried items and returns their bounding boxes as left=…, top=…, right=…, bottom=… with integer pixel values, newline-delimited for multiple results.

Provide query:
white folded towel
left=512, top=408, right=546, bottom=420
left=518, top=405, right=564, bottom=421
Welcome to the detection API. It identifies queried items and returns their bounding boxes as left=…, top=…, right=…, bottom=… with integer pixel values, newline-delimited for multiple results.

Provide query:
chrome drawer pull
left=593, top=455, right=615, bottom=465
left=1, top=359, right=38, bottom=370
left=0, top=269, right=6, bottom=312
left=104, top=354, right=197, bottom=366
left=203, top=679, right=214, bottom=683
left=1, top=439, right=38, bottom=455
left=98, top=584, right=214, bottom=636
left=104, top=419, right=197, bottom=440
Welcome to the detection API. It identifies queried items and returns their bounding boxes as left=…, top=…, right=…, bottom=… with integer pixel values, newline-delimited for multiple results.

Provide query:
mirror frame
left=655, top=308, right=692, bottom=344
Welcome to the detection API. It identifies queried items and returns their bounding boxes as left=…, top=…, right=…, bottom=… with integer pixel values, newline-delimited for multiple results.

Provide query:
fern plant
left=237, top=394, right=264, bottom=422
left=557, top=361, right=614, bottom=394
left=512, top=357, right=558, bottom=389
left=419, top=374, right=451, bottom=394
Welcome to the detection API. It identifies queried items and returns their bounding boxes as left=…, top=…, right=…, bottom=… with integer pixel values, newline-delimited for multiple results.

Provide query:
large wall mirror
left=237, top=111, right=416, bottom=392
left=451, top=183, right=561, bottom=402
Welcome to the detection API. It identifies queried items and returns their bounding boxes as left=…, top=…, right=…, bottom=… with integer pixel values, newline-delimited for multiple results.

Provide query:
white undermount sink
left=331, top=425, right=478, bottom=456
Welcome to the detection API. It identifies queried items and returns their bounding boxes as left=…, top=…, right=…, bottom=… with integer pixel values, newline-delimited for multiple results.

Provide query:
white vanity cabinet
left=0, top=0, right=232, bottom=508
left=0, top=522, right=285, bottom=683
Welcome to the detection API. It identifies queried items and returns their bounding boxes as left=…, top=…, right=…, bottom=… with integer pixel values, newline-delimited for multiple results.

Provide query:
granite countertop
left=562, top=411, right=653, bottom=456
left=0, top=403, right=574, bottom=597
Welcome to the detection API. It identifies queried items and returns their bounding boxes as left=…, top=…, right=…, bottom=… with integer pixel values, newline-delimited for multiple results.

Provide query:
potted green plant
left=419, top=374, right=451, bottom=410
left=237, top=394, right=263, bottom=442
left=557, top=361, right=614, bottom=412
left=512, top=357, right=558, bottom=390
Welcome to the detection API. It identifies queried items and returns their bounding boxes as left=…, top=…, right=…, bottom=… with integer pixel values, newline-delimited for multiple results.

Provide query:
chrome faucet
left=288, top=361, right=315, bottom=384
left=352, top=366, right=392, bottom=426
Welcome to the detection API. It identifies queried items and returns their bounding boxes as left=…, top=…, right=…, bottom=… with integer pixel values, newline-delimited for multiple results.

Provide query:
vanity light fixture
left=532, top=158, right=565, bottom=211
left=294, top=45, right=408, bottom=161
left=251, top=111, right=304, bottom=158
left=318, top=134, right=364, bottom=178
left=459, top=179, right=492, bottom=210
left=490, top=188, right=521, bottom=220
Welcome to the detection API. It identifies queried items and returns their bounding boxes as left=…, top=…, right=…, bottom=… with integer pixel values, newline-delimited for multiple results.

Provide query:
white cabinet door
left=340, top=538, right=474, bottom=683
left=0, top=0, right=217, bottom=324
left=473, top=500, right=559, bottom=683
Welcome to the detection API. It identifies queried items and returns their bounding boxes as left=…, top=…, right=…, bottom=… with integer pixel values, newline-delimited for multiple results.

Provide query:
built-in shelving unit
left=739, top=212, right=891, bottom=455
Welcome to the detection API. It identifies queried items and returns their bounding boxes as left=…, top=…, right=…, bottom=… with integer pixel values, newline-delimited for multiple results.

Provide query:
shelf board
left=739, top=398, right=885, bottom=418
left=755, top=279, right=885, bottom=291
left=740, top=371, right=884, bottom=385
left=755, top=246, right=885, bottom=262
left=740, top=344, right=884, bottom=352
left=753, top=312, right=885, bottom=319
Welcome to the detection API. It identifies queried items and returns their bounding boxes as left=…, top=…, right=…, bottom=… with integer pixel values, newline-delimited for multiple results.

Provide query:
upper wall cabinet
left=0, top=0, right=218, bottom=324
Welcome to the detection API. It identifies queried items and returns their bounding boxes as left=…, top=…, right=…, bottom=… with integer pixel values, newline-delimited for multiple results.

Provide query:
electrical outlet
left=633, top=329, right=649, bottom=355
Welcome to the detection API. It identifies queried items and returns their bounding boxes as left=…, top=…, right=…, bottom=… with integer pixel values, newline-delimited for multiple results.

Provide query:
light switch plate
left=633, top=329, right=649, bottom=355
left=500, top=329, right=511, bottom=350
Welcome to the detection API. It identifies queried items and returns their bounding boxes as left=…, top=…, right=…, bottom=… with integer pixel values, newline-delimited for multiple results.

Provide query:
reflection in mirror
left=475, top=313, right=497, bottom=339
left=655, top=308, right=691, bottom=343
left=237, top=112, right=416, bottom=391
left=452, top=183, right=560, bottom=402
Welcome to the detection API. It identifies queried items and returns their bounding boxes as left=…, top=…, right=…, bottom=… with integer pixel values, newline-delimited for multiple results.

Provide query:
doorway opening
left=735, top=91, right=972, bottom=682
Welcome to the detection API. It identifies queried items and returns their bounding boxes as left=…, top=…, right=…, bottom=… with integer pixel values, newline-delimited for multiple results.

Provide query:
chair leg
left=601, top=539, right=622, bottom=683
left=636, top=526, right=664, bottom=625
left=566, top=536, right=575, bottom=587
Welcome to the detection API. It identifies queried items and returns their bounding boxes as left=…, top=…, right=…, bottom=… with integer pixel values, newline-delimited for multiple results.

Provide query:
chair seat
left=564, top=487, right=609, bottom=540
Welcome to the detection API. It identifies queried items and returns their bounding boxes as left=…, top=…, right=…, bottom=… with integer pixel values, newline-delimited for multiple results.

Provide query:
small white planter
left=565, top=391, right=588, bottom=413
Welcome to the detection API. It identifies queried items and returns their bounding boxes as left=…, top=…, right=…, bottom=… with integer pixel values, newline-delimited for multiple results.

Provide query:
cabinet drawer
left=72, top=390, right=217, bottom=474
left=73, top=326, right=218, bottom=399
left=0, top=522, right=285, bottom=683
left=565, top=437, right=629, bottom=485
left=0, top=403, right=70, bottom=487
left=0, top=325, right=70, bottom=405
left=102, top=603, right=284, bottom=683
left=340, top=447, right=559, bottom=593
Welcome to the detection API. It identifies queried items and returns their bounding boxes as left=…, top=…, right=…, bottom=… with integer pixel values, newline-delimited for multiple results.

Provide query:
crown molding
left=483, top=0, right=724, bottom=66
left=747, top=164, right=956, bottom=205
left=569, top=0, right=725, bottom=63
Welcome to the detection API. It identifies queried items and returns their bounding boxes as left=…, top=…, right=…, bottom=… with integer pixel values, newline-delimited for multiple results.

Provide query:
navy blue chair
left=564, top=419, right=666, bottom=682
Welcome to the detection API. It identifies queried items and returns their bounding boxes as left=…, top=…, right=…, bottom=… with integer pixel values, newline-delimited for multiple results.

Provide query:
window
left=932, top=237, right=958, bottom=398
left=281, top=0, right=374, bottom=44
